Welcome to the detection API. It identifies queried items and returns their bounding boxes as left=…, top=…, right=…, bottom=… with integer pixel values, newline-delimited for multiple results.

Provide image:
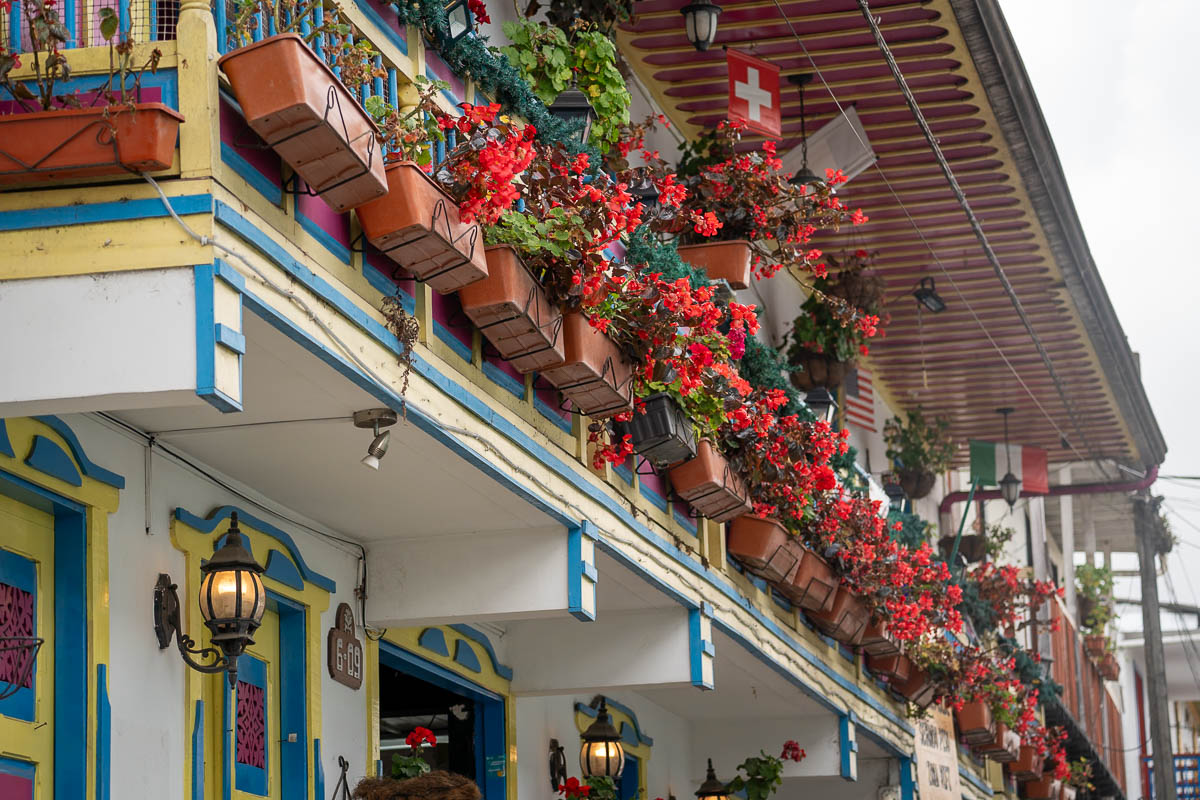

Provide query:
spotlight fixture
left=804, top=387, right=837, bottom=426
left=787, top=73, right=824, bottom=192
left=912, top=276, right=946, bottom=313
left=153, top=512, right=266, bottom=686
left=443, top=0, right=474, bottom=43
left=354, top=408, right=399, bottom=470
left=547, top=79, right=598, bottom=145
left=996, top=407, right=1021, bottom=508
left=695, top=759, right=730, bottom=800
left=580, top=697, right=625, bottom=779
left=680, top=0, right=721, bottom=52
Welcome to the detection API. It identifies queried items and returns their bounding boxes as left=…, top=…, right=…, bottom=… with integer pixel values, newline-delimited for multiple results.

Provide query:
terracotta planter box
left=356, top=161, right=488, bottom=293
left=677, top=240, right=752, bottom=289
left=896, top=665, right=937, bottom=708
left=458, top=246, right=564, bottom=373
left=789, top=349, right=852, bottom=391
left=668, top=440, right=752, bottom=523
left=219, top=33, right=387, bottom=213
left=807, top=586, right=870, bottom=645
left=726, top=516, right=797, bottom=584
left=866, top=652, right=914, bottom=684
left=956, top=700, right=996, bottom=745
left=615, top=392, right=697, bottom=468
left=779, top=544, right=838, bottom=613
left=974, top=723, right=1021, bottom=763
left=859, top=619, right=901, bottom=657
left=898, top=466, right=936, bottom=500
left=541, top=312, right=634, bottom=419
left=0, top=103, right=184, bottom=185
left=1009, top=746, right=1044, bottom=782
left=1023, top=776, right=1062, bottom=800
left=1084, top=634, right=1107, bottom=659
left=1100, top=652, right=1120, bottom=680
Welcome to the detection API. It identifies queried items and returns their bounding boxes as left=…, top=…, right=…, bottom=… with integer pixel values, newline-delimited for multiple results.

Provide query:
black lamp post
left=997, top=407, right=1021, bottom=508
left=154, top=512, right=267, bottom=686
left=580, top=697, right=625, bottom=779
left=548, top=80, right=597, bottom=145
left=787, top=73, right=824, bottom=192
left=695, top=759, right=730, bottom=800
left=680, top=0, right=721, bottom=51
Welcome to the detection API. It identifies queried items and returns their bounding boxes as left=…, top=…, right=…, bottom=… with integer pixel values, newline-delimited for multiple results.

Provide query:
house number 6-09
left=327, top=603, right=364, bottom=690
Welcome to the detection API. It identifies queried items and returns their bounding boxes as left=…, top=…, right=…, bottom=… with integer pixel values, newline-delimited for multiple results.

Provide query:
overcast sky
left=998, top=2, right=1200, bottom=631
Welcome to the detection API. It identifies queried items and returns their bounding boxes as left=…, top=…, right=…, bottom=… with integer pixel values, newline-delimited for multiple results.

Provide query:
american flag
left=843, top=366, right=875, bottom=432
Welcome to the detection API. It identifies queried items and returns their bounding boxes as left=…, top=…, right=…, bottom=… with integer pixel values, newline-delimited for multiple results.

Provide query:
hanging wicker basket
left=353, top=772, right=482, bottom=800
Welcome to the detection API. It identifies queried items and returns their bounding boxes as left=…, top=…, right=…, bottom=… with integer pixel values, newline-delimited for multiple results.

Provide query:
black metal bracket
left=548, top=739, right=567, bottom=790
left=0, top=635, right=43, bottom=701
left=153, top=573, right=238, bottom=685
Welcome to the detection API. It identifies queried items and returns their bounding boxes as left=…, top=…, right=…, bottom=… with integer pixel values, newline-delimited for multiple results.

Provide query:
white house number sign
left=327, top=603, right=363, bottom=690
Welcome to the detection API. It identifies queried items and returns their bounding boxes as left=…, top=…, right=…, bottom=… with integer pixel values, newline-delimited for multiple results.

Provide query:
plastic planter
left=896, top=665, right=937, bottom=708
left=807, top=586, right=870, bottom=645
left=1099, top=652, right=1120, bottom=680
left=0, top=104, right=184, bottom=186
left=1009, top=746, right=1044, bottom=782
left=356, top=161, right=488, bottom=293
left=541, top=313, right=634, bottom=419
left=218, top=33, right=387, bottom=213
left=866, top=652, right=914, bottom=684
left=974, top=724, right=1021, bottom=763
left=458, top=246, right=564, bottom=373
left=859, top=619, right=902, bottom=657
left=614, top=393, right=697, bottom=468
left=676, top=240, right=752, bottom=289
left=1023, top=776, right=1062, bottom=800
left=726, top=517, right=796, bottom=584
left=956, top=700, right=996, bottom=745
left=1084, top=634, right=1106, bottom=659
left=668, top=440, right=752, bottom=523
left=789, top=349, right=851, bottom=391
left=779, top=543, right=838, bottom=613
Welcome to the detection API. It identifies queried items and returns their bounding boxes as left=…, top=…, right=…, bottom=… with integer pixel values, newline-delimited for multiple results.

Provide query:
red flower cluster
left=437, top=104, right=536, bottom=226
left=781, top=740, right=806, bottom=762
left=405, top=727, right=437, bottom=748
left=558, top=777, right=591, bottom=798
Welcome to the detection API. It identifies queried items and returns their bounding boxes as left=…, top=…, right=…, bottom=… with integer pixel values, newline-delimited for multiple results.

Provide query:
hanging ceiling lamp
left=913, top=276, right=946, bottom=313
left=680, top=0, right=721, bottom=52
left=579, top=697, right=625, bottom=779
left=803, top=387, right=837, bottom=427
left=787, top=73, right=824, bottom=192
left=997, top=407, right=1022, bottom=508
left=695, top=759, right=730, bottom=800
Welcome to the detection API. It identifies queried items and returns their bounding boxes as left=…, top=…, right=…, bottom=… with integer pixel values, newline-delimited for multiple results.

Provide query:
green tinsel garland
left=887, top=509, right=931, bottom=552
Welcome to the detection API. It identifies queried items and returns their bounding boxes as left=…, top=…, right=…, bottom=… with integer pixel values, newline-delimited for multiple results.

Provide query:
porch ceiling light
left=680, top=0, right=721, bottom=52
left=804, top=387, right=837, bottom=426
left=695, top=759, right=730, bottom=800
left=580, top=697, right=625, bottom=779
left=997, top=407, right=1021, bottom=508
left=355, top=408, right=399, bottom=470
left=548, top=80, right=597, bottom=145
left=913, top=276, right=946, bottom=313
left=787, top=73, right=825, bottom=193
left=153, top=512, right=266, bottom=686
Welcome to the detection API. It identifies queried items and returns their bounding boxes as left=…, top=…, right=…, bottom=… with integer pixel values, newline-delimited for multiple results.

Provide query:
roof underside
left=619, top=0, right=1165, bottom=469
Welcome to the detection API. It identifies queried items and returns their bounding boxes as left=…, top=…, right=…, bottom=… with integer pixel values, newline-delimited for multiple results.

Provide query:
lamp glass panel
left=684, top=11, right=697, bottom=43
left=581, top=740, right=625, bottom=778
left=696, top=9, right=715, bottom=43
left=200, top=568, right=265, bottom=623
left=447, top=1, right=470, bottom=39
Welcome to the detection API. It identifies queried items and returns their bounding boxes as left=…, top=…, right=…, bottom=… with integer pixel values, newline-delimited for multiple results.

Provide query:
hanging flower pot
left=352, top=770, right=481, bottom=800
left=676, top=240, right=752, bottom=289
left=895, top=665, right=937, bottom=708
left=218, top=33, right=387, bottom=213
left=859, top=618, right=902, bottom=658
left=1009, top=746, right=1045, bottom=782
left=1084, top=634, right=1107, bottom=659
left=1099, top=652, right=1120, bottom=680
left=938, top=533, right=988, bottom=564
left=541, top=312, right=634, bottom=419
left=458, top=245, right=564, bottom=373
left=807, top=586, right=870, bottom=645
left=866, top=652, right=914, bottom=684
left=356, top=161, right=488, bottom=293
left=668, top=440, right=752, bottom=523
left=726, top=516, right=797, bottom=584
left=974, top=723, right=1021, bottom=763
left=613, top=392, right=697, bottom=468
left=789, top=349, right=851, bottom=391
left=779, top=543, right=838, bottom=613
left=1022, top=775, right=1062, bottom=800
left=0, top=103, right=184, bottom=186
left=956, top=700, right=996, bottom=745
left=897, top=466, right=937, bottom=500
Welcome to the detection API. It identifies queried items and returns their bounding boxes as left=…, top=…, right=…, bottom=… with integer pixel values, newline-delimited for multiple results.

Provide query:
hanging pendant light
left=997, top=407, right=1022, bottom=508
left=680, top=0, right=721, bottom=52
left=787, top=73, right=824, bottom=192
left=548, top=78, right=598, bottom=144
left=695, top=759, right=730, bottom=800
left=579, top=697, right=625, bottom=779
left=804, top=387, right=837, bottom=426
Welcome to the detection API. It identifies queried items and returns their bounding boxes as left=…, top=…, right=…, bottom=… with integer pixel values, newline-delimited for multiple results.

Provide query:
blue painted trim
left=0, top=466, right=87, bottom=515
left=234, top=654, right=270, bottom=795
left=296, top=207, right=352, bottom=265
left=453, top=639, right=482, bottom=673
left=314, top=739, right=324, bottom=800
left=192, top=700, right=206, bottom=800
left=210, top=201, right=916, bottom=744
left=639, top=479, right=668, bottom=512
left=567, top=521, right=596, bottom=622
left=194, top=263, right=244, bottom=413
left=0, top=756, right=36, bottom=782
left=24, top=434, right=82, bottom=486
left=672, top=507, right=697, bottom=534
left=0, top=420, right=13, bottom=457
left=174, top=506, right=336, bottom=593
left=447, top=625, right=513, bottom=680
left=613, top=462, right=633, bottom=486
left=899, top=756, right=915, bottom=800
left=220, top=143, right=284, bottom=206
left=353, top=0, right=407, bottom=55
left=31, top=415, right=125, bottom=488
left=532, top=392, right=573, bottom=434
left=222, top=670, right=233, bottom=800
left=434, top=318, right=474, bottom=363
left=417, top=628, right=450, bottom=657
left=959, top=761, right=994, bottom=795
left=481, top=360, right=525, bottom=400
left=215, top=324, right=247, bottom=355
left=97, top=664, right=111, bottom=800
left=688, top=607, right=714, bottom=690
left=839, top=713, right=857, bottom=781
left=55, top=505, right=88, bottom=800
left=573, top=698, right=653, bottom=746
left=264, top=549, right=305, bottom=590
left=214, top=259, right=248, bottom=292
left=363, top=261, right=415, bottom=313
left=380, top=640, right=503, bottom=703
left=0, top=193, right=212, bottom=233
left=276, top=595, right=308, bottom=800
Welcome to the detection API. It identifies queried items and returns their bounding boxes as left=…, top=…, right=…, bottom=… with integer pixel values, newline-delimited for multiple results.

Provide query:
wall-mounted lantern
left=695, top=759, right=730, bottom=800
left=580, top=697, right=625, bottom=779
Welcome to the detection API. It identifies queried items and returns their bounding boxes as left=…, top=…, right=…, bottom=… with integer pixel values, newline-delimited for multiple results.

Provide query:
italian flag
left=969, top=440, right=1049, bottom=494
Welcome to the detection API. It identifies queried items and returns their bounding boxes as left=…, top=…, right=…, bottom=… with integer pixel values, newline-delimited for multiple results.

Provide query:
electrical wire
left=764, top=0, right=1111, bottom=475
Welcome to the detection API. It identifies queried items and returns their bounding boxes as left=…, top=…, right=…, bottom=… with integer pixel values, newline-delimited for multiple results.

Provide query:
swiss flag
left=727, top=49, right=782, bottom=139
